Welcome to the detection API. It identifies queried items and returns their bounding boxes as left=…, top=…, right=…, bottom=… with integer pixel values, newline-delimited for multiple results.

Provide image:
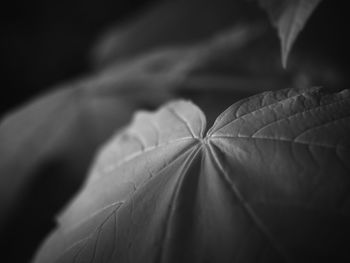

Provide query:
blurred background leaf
left=259, top=0, right=322, bottom=67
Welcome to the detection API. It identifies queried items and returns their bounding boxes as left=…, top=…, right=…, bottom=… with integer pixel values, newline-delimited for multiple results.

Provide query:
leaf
left=34, top=87, right=350, bottom=263
left=0, top=24, right=266, bottom=262
left=91, top=0, right=263, bottom=68
left=259, top=0, right=322, bottom=67
left=0, top=84, right=174, bottom=263
left=0, top=23, right=265, bottom=227
left=0, top=18, right=264, bottom=222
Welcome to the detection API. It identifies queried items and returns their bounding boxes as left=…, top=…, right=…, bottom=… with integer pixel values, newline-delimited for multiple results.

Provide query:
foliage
left=259, top=0, right=322, bottom=67
left=35, top=87, right=350, bottom=262
left=0, top=0, right=348, bottom=262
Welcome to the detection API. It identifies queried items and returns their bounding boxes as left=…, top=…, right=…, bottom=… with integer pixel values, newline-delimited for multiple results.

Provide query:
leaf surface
left=0, top=22, right=262, bottom=233
left=260, top=0, right=322, bottom=67
left=0, top=21, right=287, bottom=262
left=1, top=25, right=262, bottom=260
left=34, top=87, right=350, bottom=263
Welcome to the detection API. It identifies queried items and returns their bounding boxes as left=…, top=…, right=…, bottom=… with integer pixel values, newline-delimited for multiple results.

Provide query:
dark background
left=0, top=1, right=159, bottom=261
left=0, top=0, right=159, bottom=117
left=0, top=0, right=348, bottom=118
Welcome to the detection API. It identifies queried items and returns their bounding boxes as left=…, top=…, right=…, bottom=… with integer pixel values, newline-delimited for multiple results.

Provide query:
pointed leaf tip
left=259, top=0, right=322, bottom=68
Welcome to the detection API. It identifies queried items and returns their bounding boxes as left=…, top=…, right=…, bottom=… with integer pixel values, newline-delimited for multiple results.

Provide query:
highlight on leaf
left=34, top=87, right=350, bottom=263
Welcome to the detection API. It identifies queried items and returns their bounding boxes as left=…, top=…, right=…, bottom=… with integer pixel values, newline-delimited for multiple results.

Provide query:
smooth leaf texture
left=0, top=24, right=271, bottom=262
left=0, top=83, right=174, bottom=263
left=34, top=87, right=350, bottom=263
left=259, top=0, right=322, bottom=67
left=0, top=23, right=263, bottom=232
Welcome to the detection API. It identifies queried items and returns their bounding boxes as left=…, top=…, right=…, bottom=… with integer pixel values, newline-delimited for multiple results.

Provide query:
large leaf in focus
left=0, top=24, right=268, bottom=262
left=0, top=22, right=263, bottom=233
left=0, top=83, right=172, bottom=262
left=34, top=87, right=350, bottom=262
left=259, top=0, right=322, bottom=67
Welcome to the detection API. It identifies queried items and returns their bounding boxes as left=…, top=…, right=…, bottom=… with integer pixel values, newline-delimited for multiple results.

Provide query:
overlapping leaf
left=34, top=87, right=350, bottom=262
left=0, top=2, right=341, bottom=261
left=0, top=23, right=264, bottom=232
left=0, top=23, right=276, bottom=262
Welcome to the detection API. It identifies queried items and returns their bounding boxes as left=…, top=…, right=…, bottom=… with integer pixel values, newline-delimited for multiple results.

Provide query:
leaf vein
left=250, top=97, right=350, bottom=137
left=211, top=135, right=348, bottom=150
left=293, top=115, right=350, bottom=142
left=212, top=90, right=310, bottom=134
left=208, top=142, right=294, bottom=263
left=156, top=145, right=202, bottom=263
left=103, top=137, right=195, bottom=174
left=167, top=106, right=197, bottom=138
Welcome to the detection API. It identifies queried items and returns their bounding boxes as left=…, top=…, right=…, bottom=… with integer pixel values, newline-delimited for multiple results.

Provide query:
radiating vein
left=64, top=201, right=124, bottom=234
left=293, top=115, right=350, bottom=142
left=156, top=145, right=202, bottom=263
left=56, top=203, right=122, bottom=263
left=56, top=143, right=200, bottom=263
left=250, top=97, right=350, bottom=137
left=167, top=107, right=198, bottom=139
left=210, top=135, right=348, bottom=150
left=210, top=90, right=309, bottom=135
left=207, top=142, right=294, bottom=263
left=103, top=137, right=196, bottom=174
